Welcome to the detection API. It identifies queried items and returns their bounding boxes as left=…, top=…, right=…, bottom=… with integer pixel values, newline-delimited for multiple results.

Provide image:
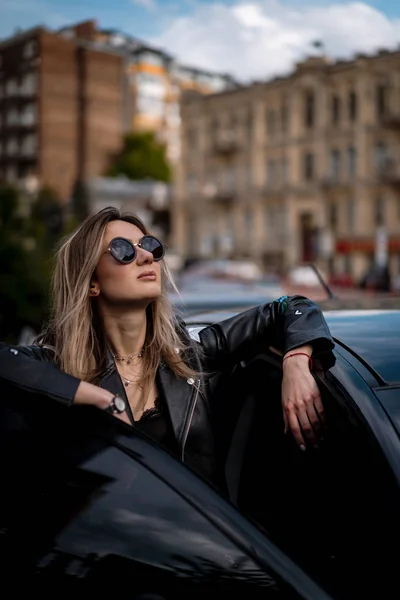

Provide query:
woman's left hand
left=281, top=345, right=325, bottom=450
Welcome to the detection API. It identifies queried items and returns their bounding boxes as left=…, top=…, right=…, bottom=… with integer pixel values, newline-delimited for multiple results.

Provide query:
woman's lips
left=138, top=271, right=157, bottom=280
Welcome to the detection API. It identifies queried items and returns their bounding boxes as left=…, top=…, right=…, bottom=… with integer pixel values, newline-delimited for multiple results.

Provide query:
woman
left=0, top=207, right=334, bottom=486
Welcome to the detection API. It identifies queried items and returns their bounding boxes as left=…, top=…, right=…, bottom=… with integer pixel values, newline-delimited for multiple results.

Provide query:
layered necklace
left=113, top=348, right=144, bottom=387
left=112, top=348, right=144, bottom=365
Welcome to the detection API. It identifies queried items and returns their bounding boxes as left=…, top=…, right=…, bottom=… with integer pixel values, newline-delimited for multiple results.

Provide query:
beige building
left=173, top=51, right=400, bottom=281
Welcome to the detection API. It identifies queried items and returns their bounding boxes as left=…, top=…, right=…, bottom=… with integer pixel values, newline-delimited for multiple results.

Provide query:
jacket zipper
left=181, top=379, right=200, bottom=463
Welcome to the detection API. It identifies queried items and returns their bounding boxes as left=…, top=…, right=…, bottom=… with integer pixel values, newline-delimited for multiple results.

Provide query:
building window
left=247, top=111, right=253, bottom=142
left=330, top=149, right=341, bottom=181
left=332, top=95, right=340, bottom=124
left=376, top=84, right=388, bottom=118
left=348, top=146, right=357, bottom=178
left=20, top=103, right=36, bottom=126
left=374, top=142, right=388, bottom=172
left=281, top=100, right=289, bottom=133
left=6, top=138, right=18, bottom=156
left=266, top=110, right=276, bottom=137
left=186, top=127, right=198, bottom=152
left=245, top=208, right=253, bottom=234
left=23, top=40, right=37, bottom=59
left=6, top=109, right=19, bottom=125
left=349, top=91, right=357, bottom=121
left=5, top=79, right=18, bottom=96
left=281, top=157, right=288, bottom=184
left=20, top=72, right=37, bottom=96
left=186, top=173, right=198, bottom=195
left=6, top=166, right=17, bottom=182
left=329, top=201, right=338, bottom=231
left=136, top=50, right=164, bottom=67
left=226, top=165, right=236, bottom=192
left=21, top=134, right=37, bottom=157
left=347, top=198, right=356, bottom=232
left=304, top=91, right=315, bottom=128
left=245, top=163, right=252, bottom=189
left=264, top=205, right=273, bottom=235
left=137, top=95, right=164, bottom=118
left=267, top=160, right=276, bottom=186
left=304, top=152, right=314, bottom=181
left=374, top=197, right=385, bottom=226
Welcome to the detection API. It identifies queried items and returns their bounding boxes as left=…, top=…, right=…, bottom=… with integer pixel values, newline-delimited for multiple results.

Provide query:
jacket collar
left=100, top=350, right=191, bottom=444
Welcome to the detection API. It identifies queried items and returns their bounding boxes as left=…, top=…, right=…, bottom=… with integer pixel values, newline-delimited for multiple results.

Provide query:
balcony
left=213, top=130, right=240, bottom=155
left=263, top=182, right=286, bottom=198
left=377, top=160, right=400, bottom=187
left=211, top=185, right=236, bottom=205
left=380, top=113, right=400, bottom=130
left=321, top=176, right=352, bottom=191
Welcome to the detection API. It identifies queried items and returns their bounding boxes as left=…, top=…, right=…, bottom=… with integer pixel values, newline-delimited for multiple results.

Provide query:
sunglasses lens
left=110, top=238, right=135, bottom=263
left=141, top=236, right=164, bottom=261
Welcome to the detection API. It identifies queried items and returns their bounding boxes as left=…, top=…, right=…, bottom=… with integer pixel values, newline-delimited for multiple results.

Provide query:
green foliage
left=107, top=131, right=171, bottom=183
left=0, top=184, right=68, bottom=343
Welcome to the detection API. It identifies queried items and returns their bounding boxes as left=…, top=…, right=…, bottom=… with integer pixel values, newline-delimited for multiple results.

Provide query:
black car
left=1, top=308, right=400, bottom=598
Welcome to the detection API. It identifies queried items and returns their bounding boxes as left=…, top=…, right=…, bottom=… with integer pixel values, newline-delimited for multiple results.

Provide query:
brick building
left=0, top=27, right=124, bottom=201
left=174, top=52, right=400, bottom=281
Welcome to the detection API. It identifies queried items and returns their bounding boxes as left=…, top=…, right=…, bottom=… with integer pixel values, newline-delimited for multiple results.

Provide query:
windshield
left=169, top=260, right=400, bottom=317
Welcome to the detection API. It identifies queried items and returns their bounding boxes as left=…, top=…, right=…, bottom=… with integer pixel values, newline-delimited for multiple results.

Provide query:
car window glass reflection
left=52, top=446, right=284, bottom=594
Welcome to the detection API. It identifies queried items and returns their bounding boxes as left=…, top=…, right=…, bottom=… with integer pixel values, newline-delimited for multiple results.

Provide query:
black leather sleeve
left=198, top=295, right=334, bottom=371
left=0, top=343, right=80, bottom=406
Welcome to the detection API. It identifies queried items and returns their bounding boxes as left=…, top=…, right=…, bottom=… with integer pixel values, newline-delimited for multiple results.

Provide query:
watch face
left=114, top=396, right=126, bottom=413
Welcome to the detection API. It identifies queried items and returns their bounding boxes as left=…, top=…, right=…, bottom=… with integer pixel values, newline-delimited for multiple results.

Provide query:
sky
left=1, top=0, right=400, bottom=81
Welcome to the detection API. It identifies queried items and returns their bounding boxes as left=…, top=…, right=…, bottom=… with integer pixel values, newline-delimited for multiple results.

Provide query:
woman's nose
left=136, top=246, right=154, bottom=265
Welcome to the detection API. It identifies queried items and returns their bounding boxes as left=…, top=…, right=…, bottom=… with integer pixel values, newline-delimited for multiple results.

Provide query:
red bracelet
left=282, top=352, right=313, bottom=370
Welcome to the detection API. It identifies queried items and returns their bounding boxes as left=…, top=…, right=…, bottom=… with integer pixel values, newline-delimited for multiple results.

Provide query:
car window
left=0, top=405, right=328, bottom=598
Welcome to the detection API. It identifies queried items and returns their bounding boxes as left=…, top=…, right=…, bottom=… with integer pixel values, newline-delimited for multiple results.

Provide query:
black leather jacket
left=0, top=296, right=334, bottom=485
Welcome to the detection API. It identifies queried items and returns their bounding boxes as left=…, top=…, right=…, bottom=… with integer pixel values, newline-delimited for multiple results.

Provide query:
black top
left=131, top=395, right=179, bottom=457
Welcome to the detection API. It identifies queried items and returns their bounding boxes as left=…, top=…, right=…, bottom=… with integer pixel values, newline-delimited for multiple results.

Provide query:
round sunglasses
left=106, top=236, right=165, bottom=264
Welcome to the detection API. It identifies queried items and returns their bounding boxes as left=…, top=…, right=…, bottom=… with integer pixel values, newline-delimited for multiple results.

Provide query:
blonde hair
left=40, top=207, right=199, bottom=388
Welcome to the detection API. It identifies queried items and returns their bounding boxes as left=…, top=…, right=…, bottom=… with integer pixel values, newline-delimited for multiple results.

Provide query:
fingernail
left=300, top=444, right=306, bottom=452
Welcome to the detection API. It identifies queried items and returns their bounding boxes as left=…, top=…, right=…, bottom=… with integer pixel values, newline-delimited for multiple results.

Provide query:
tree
left=0, top=185, right=48, bottom=342
left=107, top=131, right=171, bottom=182
left=0, top=185, right=70, bottom=342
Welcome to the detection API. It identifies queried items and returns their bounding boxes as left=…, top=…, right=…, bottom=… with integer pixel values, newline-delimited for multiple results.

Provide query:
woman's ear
left=89, top=283, right=99, bottom=297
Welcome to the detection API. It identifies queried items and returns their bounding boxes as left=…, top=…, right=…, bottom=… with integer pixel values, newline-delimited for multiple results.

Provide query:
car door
left=0, top=397, right=332, bottom=599
left=222, top=344, right=400, bottom=600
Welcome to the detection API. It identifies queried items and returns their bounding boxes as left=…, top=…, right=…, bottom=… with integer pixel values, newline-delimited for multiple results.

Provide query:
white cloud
left=131, top=0, right=157, bottom=11
left=151, top=0, right=400, bottom=81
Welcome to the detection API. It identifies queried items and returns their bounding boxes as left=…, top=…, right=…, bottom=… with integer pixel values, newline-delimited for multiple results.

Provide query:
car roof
left=185, top=308, right=400, bottom=384
left=324, top=310, right=400, bottom=384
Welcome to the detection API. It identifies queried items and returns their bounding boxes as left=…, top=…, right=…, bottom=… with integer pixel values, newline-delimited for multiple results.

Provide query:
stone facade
left=174, top=52, right=400, bottom=281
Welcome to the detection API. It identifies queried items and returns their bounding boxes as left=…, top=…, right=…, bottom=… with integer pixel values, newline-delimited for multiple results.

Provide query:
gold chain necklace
left=112, top=348, right=144, bottom=366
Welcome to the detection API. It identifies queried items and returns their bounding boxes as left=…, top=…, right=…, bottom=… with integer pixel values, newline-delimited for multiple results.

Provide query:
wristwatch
left=106, top=394, right=126, bottom=415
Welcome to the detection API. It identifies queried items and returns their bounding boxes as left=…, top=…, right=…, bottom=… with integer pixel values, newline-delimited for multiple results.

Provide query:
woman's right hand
left=74, top=381, right=131, bottom=424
